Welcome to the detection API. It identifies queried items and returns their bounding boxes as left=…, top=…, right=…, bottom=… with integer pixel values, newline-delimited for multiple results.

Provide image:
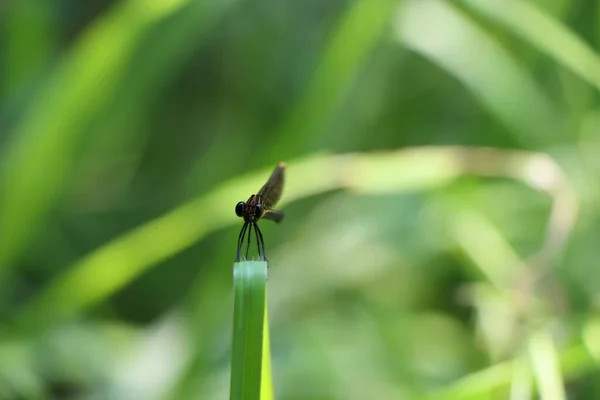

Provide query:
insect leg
left=245, top=220, right=252, bottom=260
left=255, top=223, right=267, bottom=262
left=236, top=223, right=248, bottom=262
left=253, top=222, right=262, bottom=260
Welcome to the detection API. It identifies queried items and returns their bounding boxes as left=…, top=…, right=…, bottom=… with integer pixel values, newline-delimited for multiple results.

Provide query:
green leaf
left=429, top=338, right=598, bottom=399
left=528, top=329, right=566, bottom=400
left=460, top=0, right=600, bottom=92
left=229, top=261, right=269, bottom=400
left=268, top=0, right=398, bottom=159
left=260, top=296, right=274, bottom=400
left=396, top=0, right=563, bottom=145
left=0, top=0, right=232, bottom=269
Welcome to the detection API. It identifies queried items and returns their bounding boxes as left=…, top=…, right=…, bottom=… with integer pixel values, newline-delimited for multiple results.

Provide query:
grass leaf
left=230, top=261, right=269, bottom=400
left=396, top=0, right=563, bottom=145
left=0, top=0, right=188, bottom=268
left=461, top=0, right=600, bottom=92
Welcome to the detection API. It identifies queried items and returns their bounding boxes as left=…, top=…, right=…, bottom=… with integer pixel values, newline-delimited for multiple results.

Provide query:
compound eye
left=254, top=204, right=263, bottom=219
left=235, top=202, right=245, bottom=217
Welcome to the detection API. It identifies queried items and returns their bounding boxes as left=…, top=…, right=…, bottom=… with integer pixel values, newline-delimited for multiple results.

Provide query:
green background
left=2, top=0, right=600, bottom=398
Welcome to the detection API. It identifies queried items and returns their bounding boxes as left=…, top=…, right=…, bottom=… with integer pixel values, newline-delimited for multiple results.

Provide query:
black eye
left=235, top=202, right=245, bottom=217
left=254, top=204, right=263, bottom=219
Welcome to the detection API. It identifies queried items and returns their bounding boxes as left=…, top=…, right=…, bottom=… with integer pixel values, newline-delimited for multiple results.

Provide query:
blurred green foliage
left=1, top=0, right=600, bottom=398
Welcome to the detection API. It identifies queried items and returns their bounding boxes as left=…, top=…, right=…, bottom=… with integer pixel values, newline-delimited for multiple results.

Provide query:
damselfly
left=235, top=162, right=285, bottom=261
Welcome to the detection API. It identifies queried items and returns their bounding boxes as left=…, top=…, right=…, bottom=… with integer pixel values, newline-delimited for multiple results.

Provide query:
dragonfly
left=235, top=162, right=285, bottom=261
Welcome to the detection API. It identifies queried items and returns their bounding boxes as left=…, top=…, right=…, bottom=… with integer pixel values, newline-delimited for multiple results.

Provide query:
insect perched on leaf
left=235, top=162, right=285, bottom=261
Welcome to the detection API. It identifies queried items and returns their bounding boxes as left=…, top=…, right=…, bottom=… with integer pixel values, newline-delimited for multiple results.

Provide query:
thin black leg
left=253, top=223, right=261, bottom=260
left=236, top=223, right=248, bottom=261
left=245, top=220, right=252, bottom=260
left=255, top=223, right=267, bottom=262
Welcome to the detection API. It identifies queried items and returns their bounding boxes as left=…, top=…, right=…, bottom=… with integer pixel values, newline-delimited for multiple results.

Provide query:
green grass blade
left=528, top=329, right=566, bottom=400
left=260, top=292, right=274, bottom=400
left=0, top=0, right=188, bottom=268
left=460, top=0, right=600, bottom=92
left=429, top=338, right=598, bottom=399
left=397, top=0, right=563, bottom=145
left=3, top=1, right=56, bottom=96
left=230, top=261, right=268, bottom=400
left=268, top=0, right=397, bottom=159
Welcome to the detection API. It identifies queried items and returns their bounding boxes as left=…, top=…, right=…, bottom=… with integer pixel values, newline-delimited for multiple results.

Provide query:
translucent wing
left=262, top=209, right=284, bottom=223
left=257, top=162, right=285, bottom=209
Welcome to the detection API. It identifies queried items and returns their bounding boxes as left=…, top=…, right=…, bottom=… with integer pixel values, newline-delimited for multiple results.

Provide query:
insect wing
left=257, top=162, right=285, bottom=209
left=262, top=209, right=284, bottom=223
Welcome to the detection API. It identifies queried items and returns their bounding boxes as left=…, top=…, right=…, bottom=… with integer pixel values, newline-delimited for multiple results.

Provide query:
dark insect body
left=235, top=162, right=285, bottom=261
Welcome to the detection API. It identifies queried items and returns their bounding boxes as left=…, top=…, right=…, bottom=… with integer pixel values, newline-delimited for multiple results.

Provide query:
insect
left=235, top=162, right=285, bottom=261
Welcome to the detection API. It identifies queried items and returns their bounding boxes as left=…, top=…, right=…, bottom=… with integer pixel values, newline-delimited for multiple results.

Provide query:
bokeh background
left=2, top=0, right=600, bottom=398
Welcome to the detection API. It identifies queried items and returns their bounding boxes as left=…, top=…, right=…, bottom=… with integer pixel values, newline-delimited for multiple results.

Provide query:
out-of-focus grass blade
left=430, top=334, right=600, bottom=399
left=71, top=0, right=240, bottom=206
left=14, top=147, right=576, bottom=334
left=510, top=356, right=533, bottom=400
left=260, top=292, right=274, bottom=400
left=3, top=1, right=56, bottom=96
left=0, top=0, right=188, bottom=269
left=268, top=0, right=397, bottom=159
left=186, top=0, right=395, bottom=203
left=448, top=209, right=527, bottom=291
left=396, top=0, right=563, bottom=145
left=528, top=329, right=566, bottom=400
left=230, top=261, right=269, bottom=400
left=460, top=0, right=600, bottom=92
